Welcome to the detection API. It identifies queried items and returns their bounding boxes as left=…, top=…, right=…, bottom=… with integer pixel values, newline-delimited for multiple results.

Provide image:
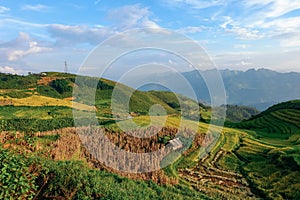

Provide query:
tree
left=50, top=79, right=72, bottom=94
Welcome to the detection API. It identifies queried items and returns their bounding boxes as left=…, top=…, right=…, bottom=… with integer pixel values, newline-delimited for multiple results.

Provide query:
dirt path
left=37, top=77, right=61, bottom=85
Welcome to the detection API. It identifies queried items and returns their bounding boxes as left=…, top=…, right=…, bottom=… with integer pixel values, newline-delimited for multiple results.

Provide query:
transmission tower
left=64, top=61, right=68, bottom=73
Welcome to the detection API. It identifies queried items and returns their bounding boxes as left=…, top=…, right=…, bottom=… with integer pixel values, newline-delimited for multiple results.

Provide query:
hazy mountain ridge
left=138, top=68, right=300, bottom=110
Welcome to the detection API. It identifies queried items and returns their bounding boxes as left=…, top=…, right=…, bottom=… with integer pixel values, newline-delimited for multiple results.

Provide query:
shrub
left=37, top=85, right=62, bottom=98
left=50, top=79, right=72, bottom=94
left=0, top=148, right=38, bottom=199
left=38, top=161, right=91, bottom=199
left=0, top=73, right=39, bottom=89
left=5, top=91, right=32, bottom=98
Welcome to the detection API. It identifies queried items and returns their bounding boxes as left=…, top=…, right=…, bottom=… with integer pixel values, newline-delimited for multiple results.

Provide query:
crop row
left=271, top=110, right=300, bottom=127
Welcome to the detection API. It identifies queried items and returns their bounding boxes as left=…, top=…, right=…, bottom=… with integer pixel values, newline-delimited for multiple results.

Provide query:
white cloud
left=47, top=24, right=115, bottom=46
left=21, top=4, right=50, bottom=12
left=239, top=61, right=252, bottom=66
left=0, top=6, right=10, bottom=13
left=177, top=26, right=207, bottom=34
left=107, top=4, right=160, bottom=30
left=244, top=0, right=300, bottom=18
left=0, top=18, right=48, bottom=28
left=220, top=16, right=233, bottom=29
left=213, top=1, right=300, bottom=45
left=8, top=41, right=52, bottom=61
left=165, top=0, right=226, bottom=9
left=220, top=17, right=263, bottom=40
left=259, top=17, right=300, bottom=33
left=0, top=32, right=52, bottom=61
left=46, top=5, right=161, bottom=46
left=214, top=50, right=300, bottom=72
left=279, top=33, right=300, bottom=48
left=10, top=32, right=31, bottom=45
left=0, top=66, right=22, bottom=74
left=230, top=26, right=262, bottom=40
left=247, top=16, right=300, bottom=48
left=0, top=4, right=163, bottom=74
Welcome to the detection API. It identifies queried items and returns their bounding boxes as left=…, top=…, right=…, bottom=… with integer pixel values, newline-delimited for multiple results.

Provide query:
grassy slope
left=223, top=104, right=260, bottom=122
left=231, top=100, right=300, bottom=134
left=218, top=101, right=300, bottom=199
left=0, top=72, right=203, bottom=118
left=1, top=72, right=299, bottom=199
left=0, top=106, right=93, bottom=119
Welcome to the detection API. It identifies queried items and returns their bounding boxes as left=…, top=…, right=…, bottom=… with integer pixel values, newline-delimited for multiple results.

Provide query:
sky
left=0, top=0, right=300, bottom=75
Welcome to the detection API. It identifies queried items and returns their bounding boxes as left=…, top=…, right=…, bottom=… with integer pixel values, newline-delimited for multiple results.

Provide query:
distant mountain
left=138, top=68, right=300, bottom=110
left=218, top=69, right=300, bottom=110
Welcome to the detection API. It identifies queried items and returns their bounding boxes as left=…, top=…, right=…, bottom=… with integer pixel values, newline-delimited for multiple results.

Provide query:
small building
left=129, top=112, right=138, bottom=117
left=168, top=138, right=183, bottom=150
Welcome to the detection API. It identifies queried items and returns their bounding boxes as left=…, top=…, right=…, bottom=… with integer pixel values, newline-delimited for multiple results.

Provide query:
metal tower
left=64, top=61, right=68, bottom=73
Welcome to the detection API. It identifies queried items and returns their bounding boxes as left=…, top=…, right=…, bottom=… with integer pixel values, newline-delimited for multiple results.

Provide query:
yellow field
left=0, top=95, right=94, bottom=111
left=130, top=115, right=211, bottom=133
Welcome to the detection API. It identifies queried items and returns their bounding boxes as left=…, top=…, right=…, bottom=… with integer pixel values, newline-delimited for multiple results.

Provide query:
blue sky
left=0, top=0, right=300, bottom=74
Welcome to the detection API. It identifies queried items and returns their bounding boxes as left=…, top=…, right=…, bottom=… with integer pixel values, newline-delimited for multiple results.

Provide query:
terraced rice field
left=103, top=108, right=300, bottom=199
left=165, top=103, right=300, bottom=199
left=175, top=129, right=257, bottom=199
left=237, top=103, right=300, bottom=135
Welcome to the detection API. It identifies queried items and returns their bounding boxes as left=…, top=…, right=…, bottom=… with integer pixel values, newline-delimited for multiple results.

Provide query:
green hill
left=1, top=72, right=299, bottom=199
left=0, top=72, right=202, bottom=122
left=217, top=104, right=260, bottom=122
left=232, top=100, right=300, bottom=134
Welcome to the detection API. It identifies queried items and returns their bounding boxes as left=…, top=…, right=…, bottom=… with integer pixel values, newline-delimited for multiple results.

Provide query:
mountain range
left=135, top=68, right=300, bottom=110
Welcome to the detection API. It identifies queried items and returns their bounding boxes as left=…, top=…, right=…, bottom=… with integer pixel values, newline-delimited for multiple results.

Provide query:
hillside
left=0, top=72, right=202, bottom=120
left=0, top=72, right=299, bottom=199
left=0, top=72, right=263, bottom=124
left=219, top=104, right=260, bottom=122
left=232, top=100, right=300, bottom=134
